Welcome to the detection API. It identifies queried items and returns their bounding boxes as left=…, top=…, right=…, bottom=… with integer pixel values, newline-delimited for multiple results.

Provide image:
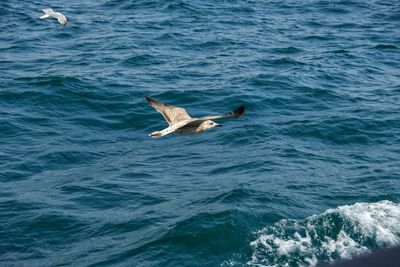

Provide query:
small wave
left=280, top=114, right=396, bottom=146
left=120, top=54, right=164, bottom=67
left=256, top=57, right=306, bottom=67
left=372, top=44, right=398, bottom=50
left=103, top=0, right=165, bottom=9
left=269, top=46, right=303, bottom=54
left=248, top=200, right=400, bottom=267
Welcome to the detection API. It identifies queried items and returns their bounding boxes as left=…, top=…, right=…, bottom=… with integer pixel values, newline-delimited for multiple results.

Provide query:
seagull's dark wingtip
left=145, top=96, right=154, bottom=104
left=225, top=104, right=245, bottom=118
left=234, top=104, right=245, bottom=117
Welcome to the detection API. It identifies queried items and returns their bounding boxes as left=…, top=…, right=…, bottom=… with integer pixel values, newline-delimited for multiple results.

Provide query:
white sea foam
left=247, top=200, right=400, bottom=267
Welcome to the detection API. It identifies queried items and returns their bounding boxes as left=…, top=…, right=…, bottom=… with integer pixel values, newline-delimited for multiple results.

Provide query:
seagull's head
left=58, top=17, right=68, bottom=26
left=201, top=120, right=222, bottom=131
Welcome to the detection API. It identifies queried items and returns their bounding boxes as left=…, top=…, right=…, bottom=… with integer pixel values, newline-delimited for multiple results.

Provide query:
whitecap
left=248, top=200, right=400, bottom=267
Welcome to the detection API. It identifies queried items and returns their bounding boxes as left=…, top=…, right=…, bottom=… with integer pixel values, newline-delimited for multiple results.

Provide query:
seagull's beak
left=215, top=123, right=222, bottom=127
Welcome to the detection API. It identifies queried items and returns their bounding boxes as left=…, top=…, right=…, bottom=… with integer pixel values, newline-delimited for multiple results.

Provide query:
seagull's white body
left=40, top=8, right=67, bottom=25
left=145, top=96, right=245, bottom=138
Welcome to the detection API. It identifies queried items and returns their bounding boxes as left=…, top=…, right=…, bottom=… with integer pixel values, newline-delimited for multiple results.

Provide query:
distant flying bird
left=40, top=8, right=67, bottom=26
left=145, top=96, right=245, bottom=138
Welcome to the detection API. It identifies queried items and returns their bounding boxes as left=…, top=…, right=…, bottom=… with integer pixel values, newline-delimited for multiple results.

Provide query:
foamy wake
left=247, top=200, right=400, bottom=267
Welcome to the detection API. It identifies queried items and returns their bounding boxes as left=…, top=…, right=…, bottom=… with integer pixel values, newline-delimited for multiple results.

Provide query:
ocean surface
left=1, top=0, right=400, bottom=266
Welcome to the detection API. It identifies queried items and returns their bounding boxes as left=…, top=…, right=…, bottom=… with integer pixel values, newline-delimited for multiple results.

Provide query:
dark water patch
left=0, top=120, right=26, bottom=139
left=154, top=32, right=185, bottom=42
left=247, top=73, right=291, bottom=87
left=221, top=124, right=272, bottom=146
left=91, top=218, right=156, bottom=239
left=195, top=38, right=244, bottom=51
left=0, top=199, right=42, bottom=215
left=120, top=171, right=157, bottom=180
left=1, top=171, right=30, bottom=182
left=119, top=0, right=171, bottom=10
left=372, top=44, right=399, bottom=50
left=191, top=188, right=302, bottom=210
left=269, top=46, right=303, bottom=54
left=107, top=209, right=257, bottom=267
left=69, top=115, right=133, bottom=131
left=0, top=90, right=54, bottom=104
left=23, top=213, right=88, bottom=238
left=299, top=34, right=334, bottom=42
left=209, top=160, right=266, bottom=175
left=1, top=158, right=44, bottom=181
left=331, top=22, right=359, bottom=29
left=60, top=184, right=166, bottom=210
left=14, top=75, right=90, bottom=91
left=325, top=49, right=351, bottom=54
left=37, top=150, right=99, bottom=170
left=257, top=57, right=306, bottom=67
left=349, top=173, right=398, bottom=185
left=279, top=115, right=398, bottom=146
left=163, top=0, right=205, bottom=15
left=120, top=54, right=165, bottom=67
left=285, top=181, right=328, bottom=191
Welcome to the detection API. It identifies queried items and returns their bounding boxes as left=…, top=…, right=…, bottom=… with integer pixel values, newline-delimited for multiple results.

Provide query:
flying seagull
left=40, top=8, right=67, bottom=26
left=145, top=96, right=245, bottom=138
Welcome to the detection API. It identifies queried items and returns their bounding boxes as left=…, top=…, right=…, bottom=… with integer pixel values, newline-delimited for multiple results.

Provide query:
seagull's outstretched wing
left=145, top=96, right=192, bottom=125
left=42, top=8, right=56, bottom=18
left=199, top=105, right=245, bottom=121
left=41, top=8, right=67, bottom=25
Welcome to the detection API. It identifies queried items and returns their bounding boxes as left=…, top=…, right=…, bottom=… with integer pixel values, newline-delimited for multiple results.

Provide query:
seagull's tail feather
left=40, top=14, right=50, bottom=19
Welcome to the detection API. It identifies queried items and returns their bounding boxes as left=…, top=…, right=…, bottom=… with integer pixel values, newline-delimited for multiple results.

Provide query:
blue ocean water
left=1, top=0, right=400, bottom=266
